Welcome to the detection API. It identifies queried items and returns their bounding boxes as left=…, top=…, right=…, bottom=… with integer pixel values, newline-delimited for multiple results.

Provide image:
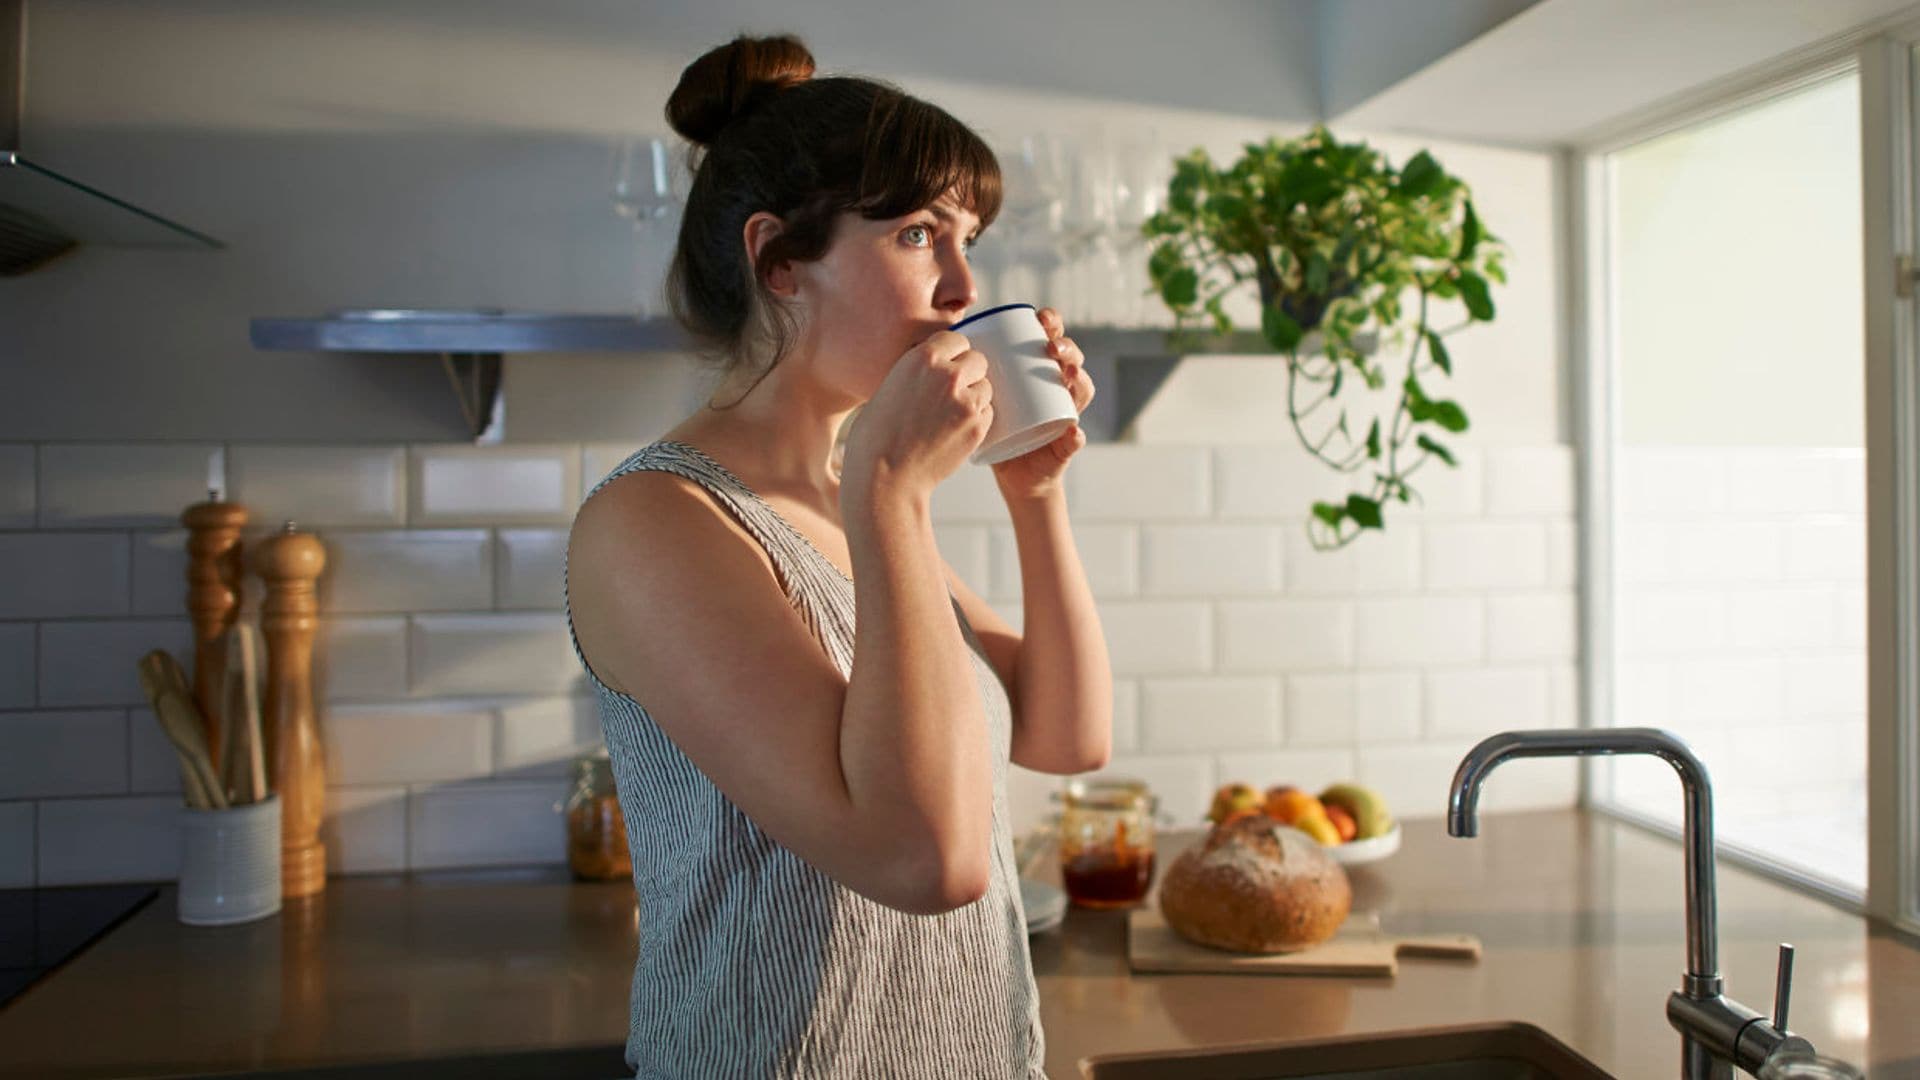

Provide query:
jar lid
left=1059, top=776, right=1154, bottom=810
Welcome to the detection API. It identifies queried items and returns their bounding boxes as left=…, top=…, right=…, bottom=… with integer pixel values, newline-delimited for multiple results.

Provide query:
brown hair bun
left=666, top=34, right=816, bottom=147
left=1158, top=815, right=1352, bottom=954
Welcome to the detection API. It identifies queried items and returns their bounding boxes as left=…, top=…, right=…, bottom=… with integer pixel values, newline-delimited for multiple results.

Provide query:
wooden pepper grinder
left=182, top=490, right=250, bottom=774
left=255, top=520, right=329, bottom=899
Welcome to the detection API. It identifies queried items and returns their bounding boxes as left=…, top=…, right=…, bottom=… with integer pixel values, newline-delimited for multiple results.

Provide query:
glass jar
left=1055, top=777, right=1157, bottom=909
left=563, top=748, right=631, bottom=882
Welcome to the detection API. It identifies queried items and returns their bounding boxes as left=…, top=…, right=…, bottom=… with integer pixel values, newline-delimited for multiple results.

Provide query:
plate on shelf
left=1020, top=878, right=1068, bottom=934
left=1326, top=823, right=1402, bottom=865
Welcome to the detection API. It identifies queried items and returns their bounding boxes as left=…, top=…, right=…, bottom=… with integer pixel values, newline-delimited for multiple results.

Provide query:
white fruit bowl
left=1325, top=822, right=1401, bottom=865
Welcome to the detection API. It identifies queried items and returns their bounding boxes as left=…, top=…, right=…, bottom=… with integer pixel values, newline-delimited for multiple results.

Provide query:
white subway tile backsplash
left=497, top=529, right=568, bottom=611
left=129, top=530, right=194, bottom=617
left=323, top=787, right=409, bottom=874
left=1353, top=742, right=1497, bottom=820
left=38, top=621, right=192, bottom=708
left=1423, top=522, right=1546, bottom=590
left=324, top=702, right=493, bottom=785
left=991, top=524, right=1137, bottom=601
left=1283, top=528, right=1420, bottom=596
left=0, top=533, right=131, bottom=619
left=0, top=801, right=33, bottom=887
left=318, top=616, right=409, bottom=701
left=39, top=444, right=224, bottom=528
left=0, top=445, right=34, bottom=528
left=1667, top=521, right=1783, bottom=583
left=1547, top=521, right=1577, bottom=588
left=1284, top=674, right=1356, bottom=746
left=1485, top=446, right=1574, bottom=517
left=0, top=710, right=128, bottom=798
left=1213, top=445, right=1333, bottom=521
left=129, top=706, right=186, bottom=796
left=1140, top=677, right=1280, bottom=751
left=1617, top=591, right=1726, bottom=657
left=932, top=524, right=992, bottom=598
left=1723, top=450, right=1860, bottom=515
left=409, top=445, right=581, bottom=525
left=1217, top=599, right=1353, bottom=672
left=1783, top=520, right=1864, bottom=583
left=1070, top=446, right=1210, bottom=520
left=1111, top=679, right=1140, bottom=753
left=229, top=445, right=406, bottom=527
left=1837, top=587, right=1866, bottom=649
left=930, top=465, right=1012, bottom=523
left=407, top=779, right=567, bottom=870
left=1784, top=654, right=1865, bottom=718
left=1140, top=525, right=1282, bottom=596
left=321, top=530, right=492, bottom=614
left=1356, top=672, right=1423, bottom=743
left=1354, top=597, right=1484, bottom=667
left=1670, top=658, right=1786, bottom=726
left=409, top=613, right=579, bottom=698
left=1097, top=601, right=1211, bottom=676
left=1724, top=588, right=1835, bottom=650
left=1427, top=667, right=1551, bottom=739
left=1548, top=665, right=1578, bottom=730
left=1007, top=765, right=1061, bottom=838
left=1487, top=593, right=1577, bottom=661
left=37, top=796, right=182, bottom=885
left=1402, top=449, right=1485, bottom=520
left=1619, top=449, right=1727, bottom=516
left=0, top=623, right=32, bottom=708
left=497, top=696, right=602, bottom=780
left=1081, top=754, right=1214, bottom=828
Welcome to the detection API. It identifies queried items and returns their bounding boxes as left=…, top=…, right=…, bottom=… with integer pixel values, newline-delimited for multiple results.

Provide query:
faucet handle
left=1773, top=942, right=1795, bottom=1032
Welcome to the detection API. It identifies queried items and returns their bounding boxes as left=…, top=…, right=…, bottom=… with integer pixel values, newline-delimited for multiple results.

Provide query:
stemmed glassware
left=611, top=135, right=689, bottom=318
left=1112, top=128, right=1171, bottom=328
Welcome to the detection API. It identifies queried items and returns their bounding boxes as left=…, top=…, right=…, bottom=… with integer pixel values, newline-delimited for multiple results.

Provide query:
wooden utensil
left=218, top=621, right=267, bottom=806
left=1128, top=903, right=1480, bottom=977
left=182, top=495, right=250, bottom=774
left=136, top=650, right=228, bottom=811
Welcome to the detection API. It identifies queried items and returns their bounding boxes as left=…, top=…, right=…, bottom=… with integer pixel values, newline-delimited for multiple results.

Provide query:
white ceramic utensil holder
left=178, top=794, right=282, bottom=926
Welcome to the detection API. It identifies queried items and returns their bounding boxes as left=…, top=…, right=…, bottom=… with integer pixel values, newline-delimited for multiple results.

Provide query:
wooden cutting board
left=1128, top=904, right=1481, bottom=977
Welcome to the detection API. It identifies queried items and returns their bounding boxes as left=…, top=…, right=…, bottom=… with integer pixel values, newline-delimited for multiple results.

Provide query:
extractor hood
left=0, top=0, right=219, bottom=275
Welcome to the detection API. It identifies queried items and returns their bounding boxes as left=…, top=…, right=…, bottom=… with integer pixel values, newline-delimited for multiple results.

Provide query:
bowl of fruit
left=1204, top=781, right=1400, bottom=865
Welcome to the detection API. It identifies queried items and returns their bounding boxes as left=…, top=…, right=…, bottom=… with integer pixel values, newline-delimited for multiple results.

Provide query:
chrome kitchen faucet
left=1447, top=728, right=1850, bottom=1080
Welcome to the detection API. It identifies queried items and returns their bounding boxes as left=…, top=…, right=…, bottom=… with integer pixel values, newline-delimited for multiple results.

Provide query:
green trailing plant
left=1142, top=124, right=1508, bottom=550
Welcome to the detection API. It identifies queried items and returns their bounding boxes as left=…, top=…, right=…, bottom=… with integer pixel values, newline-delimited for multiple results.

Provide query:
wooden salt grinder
left=182, top=491, right=249, bottom=773
left=255, top=521, right=329, bottom=898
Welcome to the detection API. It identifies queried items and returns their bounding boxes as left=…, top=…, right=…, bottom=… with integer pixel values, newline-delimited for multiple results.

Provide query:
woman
left=565, top=32, right=1111, bottom=1078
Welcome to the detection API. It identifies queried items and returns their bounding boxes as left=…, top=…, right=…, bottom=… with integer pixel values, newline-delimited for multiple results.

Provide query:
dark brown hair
left=664, top=34, right=1003, bottom=405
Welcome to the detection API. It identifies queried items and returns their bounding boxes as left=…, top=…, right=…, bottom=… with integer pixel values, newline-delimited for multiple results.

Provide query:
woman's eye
left=904, top=224, right=931, bottom=246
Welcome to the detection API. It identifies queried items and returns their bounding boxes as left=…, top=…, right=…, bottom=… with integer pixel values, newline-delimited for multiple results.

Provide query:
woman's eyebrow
left=926, top=206, right=981, bottom=233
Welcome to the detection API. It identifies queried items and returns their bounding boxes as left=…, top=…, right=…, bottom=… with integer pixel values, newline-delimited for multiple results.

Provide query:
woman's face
left=787, top=193, right=983, bottom=400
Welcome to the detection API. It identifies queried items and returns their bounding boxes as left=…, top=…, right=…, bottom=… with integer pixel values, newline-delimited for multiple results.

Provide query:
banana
left=1319, top=783, right=1394, bottom=840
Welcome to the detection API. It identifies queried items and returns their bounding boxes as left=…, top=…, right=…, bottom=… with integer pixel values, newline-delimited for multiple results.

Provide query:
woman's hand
left=840, top=330, right=994, bottom=510
left=990, top=307, right=1096, bottom=502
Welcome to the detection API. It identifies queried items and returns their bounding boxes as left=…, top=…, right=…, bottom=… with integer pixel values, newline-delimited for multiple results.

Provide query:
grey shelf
left=248, top=309, right=1284, bottom=443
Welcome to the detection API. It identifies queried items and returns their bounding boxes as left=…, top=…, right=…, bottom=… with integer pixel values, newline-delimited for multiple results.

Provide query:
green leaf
left=1416, top=433, right=1456, bottom=466
left=1459, top=200, right=1481, bottom=261
left=1163, top=267, right=1199, bottom=308
left=1148, top=241, right=1183, bottom=285
left=1305, top=251, right=1330, bottom=294
left=1365, top=419, right=1381, bottom=459
left=1424, top=329, right=1452, bottom=375
left=1456, top=271, right=1494, bottom=320
left=1429, top=400, right=1470, bottom=433
left=1399, top=151, right=1442, bottom=198
left=1311, top=501, right=1346, bottom=528
left=1204, top=295, right=1232, bottom=335
left=1345, top=494, right=1384, bottom=529
left=1261, top=302, right=1303, bottom=352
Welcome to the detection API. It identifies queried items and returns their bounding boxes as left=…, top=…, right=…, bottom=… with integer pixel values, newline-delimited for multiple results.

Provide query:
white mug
left=950, top=302, right=1080, bottom=466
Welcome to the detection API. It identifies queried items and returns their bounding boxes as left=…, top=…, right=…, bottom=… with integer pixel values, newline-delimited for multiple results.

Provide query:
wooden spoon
left=138, top=650, right=228, bottom=811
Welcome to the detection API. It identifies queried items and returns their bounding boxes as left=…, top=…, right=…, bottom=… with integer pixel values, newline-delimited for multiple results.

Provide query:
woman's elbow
left=889, top=842, right=990, bottom=916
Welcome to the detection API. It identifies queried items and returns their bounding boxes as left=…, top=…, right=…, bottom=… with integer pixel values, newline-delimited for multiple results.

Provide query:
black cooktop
left=0, top=883, right=160, bottom=1009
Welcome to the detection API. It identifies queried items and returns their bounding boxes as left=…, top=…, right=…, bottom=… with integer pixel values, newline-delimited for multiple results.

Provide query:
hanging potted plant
left=1143, top=123, right=1508, bottom=550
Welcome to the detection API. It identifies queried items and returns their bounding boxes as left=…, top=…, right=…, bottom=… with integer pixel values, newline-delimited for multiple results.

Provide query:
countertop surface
left=0, top=809, right=1914, bottom=1079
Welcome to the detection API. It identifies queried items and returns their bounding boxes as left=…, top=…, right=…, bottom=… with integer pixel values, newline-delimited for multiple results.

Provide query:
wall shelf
left=248, top=309, right=1283, bottom=443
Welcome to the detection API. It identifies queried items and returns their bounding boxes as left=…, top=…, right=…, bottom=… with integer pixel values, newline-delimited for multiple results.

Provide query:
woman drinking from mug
left=564, top=33, right=1111, bottom=1078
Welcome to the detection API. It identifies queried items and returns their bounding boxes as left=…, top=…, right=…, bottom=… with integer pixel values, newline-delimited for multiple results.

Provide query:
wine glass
left=997, top=133, right=1069, bottom=308
left=611, top=135, right=688, bottom=318
left=1113, top=128, right=1171, bottom=327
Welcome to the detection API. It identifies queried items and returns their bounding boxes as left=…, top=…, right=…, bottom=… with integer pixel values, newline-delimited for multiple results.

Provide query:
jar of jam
left=1055, top=777, right=1157, bottom=909
left=562, top=748, right=631, bottom=882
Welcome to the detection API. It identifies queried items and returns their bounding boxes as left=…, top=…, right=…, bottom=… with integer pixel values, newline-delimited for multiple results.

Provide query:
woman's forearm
left=1006, top=490, right=1113, bottom=773
left=839, top=478, right=993, bottom=908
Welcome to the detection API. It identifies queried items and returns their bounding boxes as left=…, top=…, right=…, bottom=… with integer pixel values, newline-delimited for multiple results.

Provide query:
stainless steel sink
left=1079, top=1022, right=1616, bottom=1079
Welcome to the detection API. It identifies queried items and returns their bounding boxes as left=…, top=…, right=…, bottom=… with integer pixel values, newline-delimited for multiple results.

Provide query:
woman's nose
left=937, top=248, right=978, bottom=313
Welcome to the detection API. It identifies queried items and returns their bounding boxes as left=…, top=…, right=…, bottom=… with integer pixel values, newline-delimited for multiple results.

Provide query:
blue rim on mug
left=947, top=302, right=1036, bottom=332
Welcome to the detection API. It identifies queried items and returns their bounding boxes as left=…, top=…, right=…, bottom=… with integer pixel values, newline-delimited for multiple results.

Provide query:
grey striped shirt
left=563, top=440, right=1048, bottom=1079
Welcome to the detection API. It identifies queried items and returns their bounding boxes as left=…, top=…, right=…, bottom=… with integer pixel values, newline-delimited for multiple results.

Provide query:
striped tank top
left=562, top=439, right=1049, bottom=1079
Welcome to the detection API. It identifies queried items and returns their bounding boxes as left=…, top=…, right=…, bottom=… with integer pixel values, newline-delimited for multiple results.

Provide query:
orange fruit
left=1324, top=803, right=1359, bottom=843
left=1264, top=787, right=1325, bottom=825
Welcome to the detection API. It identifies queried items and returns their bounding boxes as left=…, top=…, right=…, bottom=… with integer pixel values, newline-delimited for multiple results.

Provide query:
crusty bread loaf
left=1158, top=815, right=1352, bottom=953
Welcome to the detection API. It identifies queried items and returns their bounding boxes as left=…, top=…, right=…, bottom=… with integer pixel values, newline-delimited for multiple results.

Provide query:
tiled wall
left=1606, top=446, right=1866, bottom=886
left=0, top=438, right=1578, bottom=886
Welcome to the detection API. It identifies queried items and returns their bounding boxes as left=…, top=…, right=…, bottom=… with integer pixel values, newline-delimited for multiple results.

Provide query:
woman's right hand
left=840, top=330, right=993, bottom=507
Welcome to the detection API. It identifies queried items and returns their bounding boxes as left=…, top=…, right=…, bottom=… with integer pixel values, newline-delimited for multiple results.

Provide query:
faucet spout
left=1447, top=727, right=1719, bottom=991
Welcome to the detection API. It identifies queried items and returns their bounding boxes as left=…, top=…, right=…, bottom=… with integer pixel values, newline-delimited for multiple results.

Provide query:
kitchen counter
left=0, top=810, right=1914, bottom=1078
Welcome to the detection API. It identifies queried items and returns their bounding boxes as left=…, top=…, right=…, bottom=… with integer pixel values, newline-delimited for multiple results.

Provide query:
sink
left=165, top=1043, right=631, bottom=1079
left=1079, top=1022, right=1616, bottom=1079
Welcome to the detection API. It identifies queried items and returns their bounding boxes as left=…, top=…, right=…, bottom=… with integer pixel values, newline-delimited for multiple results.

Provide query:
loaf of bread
left=1157, top=815, right=1352, bottom=953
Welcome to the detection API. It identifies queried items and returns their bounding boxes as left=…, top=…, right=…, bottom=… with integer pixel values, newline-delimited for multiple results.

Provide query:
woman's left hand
left=990, top=307, right=1097, bottom=501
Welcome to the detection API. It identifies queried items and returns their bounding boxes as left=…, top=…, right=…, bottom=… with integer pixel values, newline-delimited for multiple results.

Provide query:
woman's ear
left=743, top=212, right=798, bottom=298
